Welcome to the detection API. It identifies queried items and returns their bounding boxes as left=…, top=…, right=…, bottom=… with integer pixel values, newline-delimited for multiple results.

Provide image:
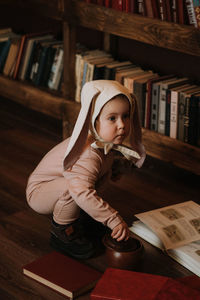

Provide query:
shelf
left=66, top=1, right=200, bottom=57
left=0, top=76, right=80, bottom=134
left=142, top=129, right=200, bottom=175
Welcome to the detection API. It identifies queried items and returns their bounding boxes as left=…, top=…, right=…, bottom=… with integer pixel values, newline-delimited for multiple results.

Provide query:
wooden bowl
left=102, top=232, right=144, bottom=270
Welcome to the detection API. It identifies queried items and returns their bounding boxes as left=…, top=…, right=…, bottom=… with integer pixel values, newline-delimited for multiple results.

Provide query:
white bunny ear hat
left=63, top=80, right=146, bottom=170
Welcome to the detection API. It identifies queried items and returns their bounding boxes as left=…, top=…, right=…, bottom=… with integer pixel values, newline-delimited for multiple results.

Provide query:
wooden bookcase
left=0, top=0, right=200, bottom=174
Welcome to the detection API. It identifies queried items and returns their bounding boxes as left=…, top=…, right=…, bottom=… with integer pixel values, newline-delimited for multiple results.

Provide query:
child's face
left=95, top=96, right=130, bottom=144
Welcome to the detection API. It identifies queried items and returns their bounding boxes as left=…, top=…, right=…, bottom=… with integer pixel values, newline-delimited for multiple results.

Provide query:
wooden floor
left=0, top=97, right=199, bottom=300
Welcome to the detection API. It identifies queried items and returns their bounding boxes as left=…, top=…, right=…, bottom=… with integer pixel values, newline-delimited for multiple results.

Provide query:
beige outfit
left=26, top=137, right=123, bottom=229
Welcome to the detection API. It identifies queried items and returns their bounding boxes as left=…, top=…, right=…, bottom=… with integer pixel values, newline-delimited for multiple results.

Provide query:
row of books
left=75, top=48, right=200, bottom=147
left=0, top=28, right=64, bottom=91
left=83, top=0, right=200, bottom=28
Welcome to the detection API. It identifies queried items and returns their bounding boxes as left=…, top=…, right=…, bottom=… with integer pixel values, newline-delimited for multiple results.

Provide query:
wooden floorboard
left=0, top=97, right=199, bottom=299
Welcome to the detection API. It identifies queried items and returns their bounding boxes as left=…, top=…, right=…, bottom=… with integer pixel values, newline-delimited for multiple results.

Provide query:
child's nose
left=117, top=118, right=125, bottom=128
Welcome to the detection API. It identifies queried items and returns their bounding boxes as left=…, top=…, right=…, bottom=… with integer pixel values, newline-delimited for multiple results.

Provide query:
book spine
left=165, top=89, right=171, bottom=136
left=134, top=81, right=146, bottom=126
left=171, top=0, right=178, bottom=22
left=112, top=0, right=123, bottom=11
left=197, top=98, right=200, bottom=146
left=177, top=91, right=186, bottom=141
left=0, top=39, right=11, bottom=72
left=151, top=0, right=160, bottom=18
left=188, top=95, right=199, bottom=145
left=158, top=84, right=167, bottom=134
left=193, top=0, right=200, bottom=28
left=34, top=46, right=48, bottom=86
left=48, top=47, right=63, bottom=90
left=151, top=83, right=160, bottom=131
left=40, top=47, right=56, bottom=86
left=170, top=90, right=179, bottom=139
left=105, top=0, right=111, bottom=7
left=158, top=0, right=167, bottom=20
left=13, top=35, right=25, bottom=79
left=138, top=0, right=145, bottom=15
left=185, top=0, right=198, bottom=26
left=129, top=0, right=138, bottom=13
left=184, top=96, right=190, bottom=143
left=165, top=0, right=173, bottom=22
left=143, top=0, right=154, bottom=17
left=176, top=0, right=185, bottom=24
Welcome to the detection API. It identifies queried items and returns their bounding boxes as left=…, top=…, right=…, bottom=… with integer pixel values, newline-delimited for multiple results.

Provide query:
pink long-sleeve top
left=26, top=137, right=123, bottom=230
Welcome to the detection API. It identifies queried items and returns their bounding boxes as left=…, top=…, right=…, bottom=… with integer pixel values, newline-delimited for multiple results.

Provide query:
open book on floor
left=129, top=201, right=200, bottom=277
left=23, top=251, right=102, bottom=299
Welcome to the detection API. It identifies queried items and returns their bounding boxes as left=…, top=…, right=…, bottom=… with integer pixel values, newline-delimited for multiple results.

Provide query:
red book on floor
left=23, top=251, right=101, bottom=299
left=90, top=268, right=200, bottom=300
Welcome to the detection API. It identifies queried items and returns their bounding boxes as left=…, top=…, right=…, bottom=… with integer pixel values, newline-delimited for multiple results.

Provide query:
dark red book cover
left=96, top=0, right=104, bottom=5
left=151, top=0, right=161, bottom=19
left=112, top=0, right=123, bottom=11
left=105, top=0, right=112, bottom=7
left=129, top=0, right=138, bottom=13
left=90, top=268, right=200, bottom=300
left=23, top=251, right=101, bottom=299
left=176, top=0, right=185, bottom=24
left=165, top=0, right=173, bottom=22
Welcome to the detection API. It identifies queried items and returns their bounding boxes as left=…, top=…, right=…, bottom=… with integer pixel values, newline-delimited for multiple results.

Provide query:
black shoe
left=50, top=219, right=95, bottom=259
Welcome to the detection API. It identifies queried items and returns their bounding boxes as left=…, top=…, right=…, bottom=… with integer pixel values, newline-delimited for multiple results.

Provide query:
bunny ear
left=63, top=90, right=99, bottom=170
left=63, top=105, right=92, bottom=170
left=129, top=94, right=146, bottom=168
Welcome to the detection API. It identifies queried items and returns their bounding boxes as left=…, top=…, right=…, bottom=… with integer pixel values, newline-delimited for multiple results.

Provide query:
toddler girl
left=26, top=80, right=145, bottom=259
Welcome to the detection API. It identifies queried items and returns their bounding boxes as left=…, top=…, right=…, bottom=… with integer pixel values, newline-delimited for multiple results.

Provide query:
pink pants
left=27, top=177, right=80, bottom=225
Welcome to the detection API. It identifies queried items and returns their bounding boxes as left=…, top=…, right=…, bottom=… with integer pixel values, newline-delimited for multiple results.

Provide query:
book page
left=168, top=240, right=200, bottom=276
left=135, top=201, right=200, bottom=250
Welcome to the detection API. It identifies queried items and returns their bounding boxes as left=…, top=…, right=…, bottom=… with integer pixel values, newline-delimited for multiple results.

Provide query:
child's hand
left=111, top=221, right=130, bottom=241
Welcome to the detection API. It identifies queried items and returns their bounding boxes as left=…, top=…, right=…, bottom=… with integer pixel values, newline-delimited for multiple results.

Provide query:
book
left=91, top=268, right=200, bottom=300
left=23, top=251, right=101, bottom=299
left=48, top=46, right=64, bottom=90
left=193, top=0, right=200, bottom=28
left=144, top=75, right=173, bottom=129
left=0, top=38, right=11, bottom=72
left=186, top=0, right=198, bottom=27
left=150, top=75, right=175, bottom=131
left=3, top=37, right=21, bottom=77
left=130, top=201, right=200, bottom=277
left=165, top=83, right=193, bottom=137
left=133, top=72, right=158, bottom=127
left=177, top=85, right=200, bottom=141
left=158, top=77, right=190, bottom=135
left=183, top=88, right=200, bottom=144
left=187, top=92, right=200, bottom=146
left=75, top=49, right=111, bottom=102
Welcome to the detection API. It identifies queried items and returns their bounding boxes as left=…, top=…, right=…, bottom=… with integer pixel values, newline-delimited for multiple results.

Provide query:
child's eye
left=108, top=116, right=116, bottom=121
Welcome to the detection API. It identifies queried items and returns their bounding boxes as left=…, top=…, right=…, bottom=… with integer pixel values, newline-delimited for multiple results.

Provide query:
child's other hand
left=111, top=221, right=130, bottom=241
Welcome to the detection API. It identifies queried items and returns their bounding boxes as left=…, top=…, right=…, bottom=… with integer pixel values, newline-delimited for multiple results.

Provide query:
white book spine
left=170, top=90, right=179, bottom=139
left=48, top=48, right=63, bottom=90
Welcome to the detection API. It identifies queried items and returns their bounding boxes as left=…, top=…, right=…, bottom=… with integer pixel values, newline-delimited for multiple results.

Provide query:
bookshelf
left=0, top=0, right=200, bottom=174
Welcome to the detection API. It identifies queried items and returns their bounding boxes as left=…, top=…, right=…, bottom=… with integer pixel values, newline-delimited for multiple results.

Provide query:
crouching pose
left=26, top=80, right=145, bottom=259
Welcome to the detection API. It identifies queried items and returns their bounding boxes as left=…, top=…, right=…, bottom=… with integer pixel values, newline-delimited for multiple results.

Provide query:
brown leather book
left=23, top=251, right=101, bottom=299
